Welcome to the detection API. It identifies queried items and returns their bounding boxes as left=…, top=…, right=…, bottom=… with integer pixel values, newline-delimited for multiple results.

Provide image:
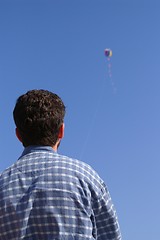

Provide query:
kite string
left=80, top=54, right=116, bottom=158
left=79, top=75, right=107, bottom=159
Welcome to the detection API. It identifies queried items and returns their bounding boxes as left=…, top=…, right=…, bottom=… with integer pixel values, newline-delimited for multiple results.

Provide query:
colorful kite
left=104, top=48, right=116, bottom=93
left=104, top=48, right=112, bottom=58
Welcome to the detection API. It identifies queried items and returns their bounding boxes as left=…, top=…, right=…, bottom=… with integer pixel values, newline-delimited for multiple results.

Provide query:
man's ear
left=58, top=123, right=65, bottom=139
left=15, top=128, right=22, bottom=142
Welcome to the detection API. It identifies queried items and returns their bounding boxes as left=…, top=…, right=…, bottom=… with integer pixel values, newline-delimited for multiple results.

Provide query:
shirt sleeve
left=92, top=182, right=122, bottom=240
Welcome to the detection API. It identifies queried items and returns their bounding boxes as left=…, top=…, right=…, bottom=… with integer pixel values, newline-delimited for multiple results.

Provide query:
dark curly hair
left=13, top=89, right=66, bottom=147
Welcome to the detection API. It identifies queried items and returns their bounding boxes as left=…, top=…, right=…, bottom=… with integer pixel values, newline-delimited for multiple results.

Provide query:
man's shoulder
left=0, top=164, right=14, bottom=189
left=57, top=153, right=103, bottom=188
left=57, top=153, right=98, bottom=176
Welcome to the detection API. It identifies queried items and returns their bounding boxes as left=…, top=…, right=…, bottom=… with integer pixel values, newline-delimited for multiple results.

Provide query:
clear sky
left=0, top=0, right=160, bottom=239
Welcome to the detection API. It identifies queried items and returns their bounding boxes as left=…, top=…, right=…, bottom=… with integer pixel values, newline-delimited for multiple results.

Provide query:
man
left=0, top=89, right=122, bottom=239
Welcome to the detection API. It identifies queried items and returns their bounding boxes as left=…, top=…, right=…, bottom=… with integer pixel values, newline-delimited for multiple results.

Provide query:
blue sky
left=0, top=0, right=160, bottom=239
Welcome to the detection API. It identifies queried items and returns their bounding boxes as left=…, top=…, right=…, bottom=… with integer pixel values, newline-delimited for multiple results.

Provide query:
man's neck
left=52, top=139, right=61, bottom=152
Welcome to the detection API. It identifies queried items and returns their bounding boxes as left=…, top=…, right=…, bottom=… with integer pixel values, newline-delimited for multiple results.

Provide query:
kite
left=104, top=48, right=112, bottom=78
left=104, top=48, right=116, bottom=93
left=104, top=48, right=112, bottom=58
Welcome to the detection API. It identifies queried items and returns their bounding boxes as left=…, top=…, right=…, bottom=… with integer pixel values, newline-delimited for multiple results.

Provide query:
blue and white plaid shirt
left=0, top=146, right=121, bottom=240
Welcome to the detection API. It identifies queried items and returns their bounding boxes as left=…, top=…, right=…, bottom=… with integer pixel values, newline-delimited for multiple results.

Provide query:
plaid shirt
left=0, top=146, right=121, bottom=240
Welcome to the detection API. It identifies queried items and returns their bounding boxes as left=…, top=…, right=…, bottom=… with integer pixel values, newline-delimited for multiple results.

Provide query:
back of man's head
left=13, top=89, right=66, bottom=147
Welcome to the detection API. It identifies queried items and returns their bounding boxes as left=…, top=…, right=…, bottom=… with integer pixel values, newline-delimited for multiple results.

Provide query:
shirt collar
left=20, top=145, right=56, bottom=158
